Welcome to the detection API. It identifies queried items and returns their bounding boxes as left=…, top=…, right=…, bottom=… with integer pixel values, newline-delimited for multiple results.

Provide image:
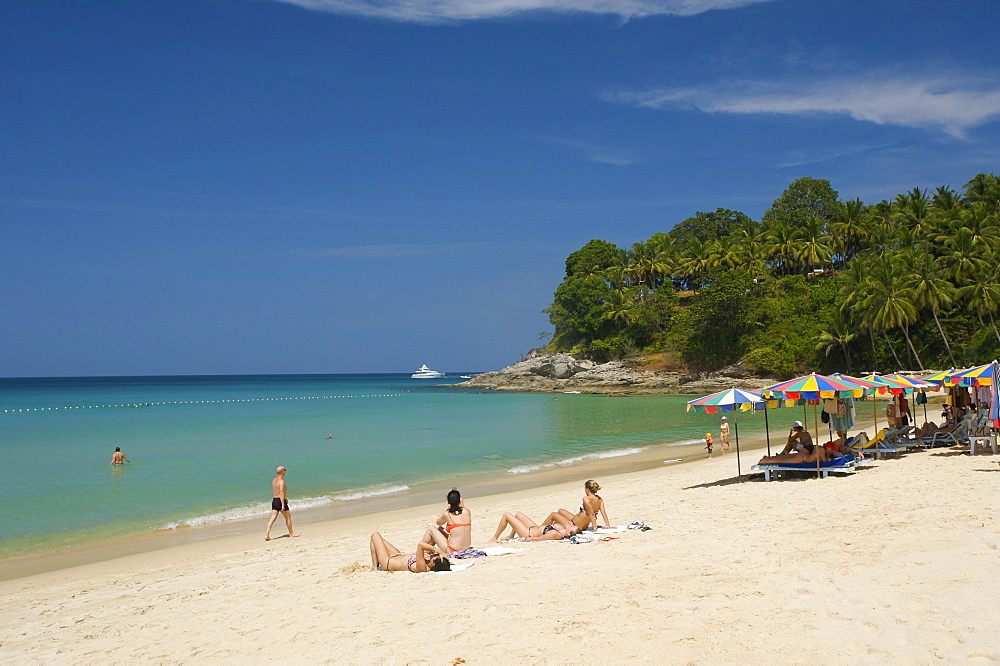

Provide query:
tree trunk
left=988, top=309, right=1000, bottom=344
left=882, top=330, right=904, bottom=369
left=901, top=323, right=924, bottom=370
left=932, top=308, right=957, bottom=367
left=842, top=343, right=853, bottom=374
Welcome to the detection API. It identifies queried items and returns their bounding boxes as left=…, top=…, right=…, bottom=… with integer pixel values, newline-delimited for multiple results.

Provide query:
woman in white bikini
left=369, top=532, right=451, bottom=572
left=489, top=511, right=578, bottom=543
left=542, top=479, right=611, bottom=532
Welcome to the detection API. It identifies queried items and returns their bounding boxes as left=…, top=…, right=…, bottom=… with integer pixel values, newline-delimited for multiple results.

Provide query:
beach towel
left=431, top=560, right=475, bottom=575
left=480, top=546, right=522, bottom=556
left=450, top=548, right=487, bottom=559
left=593, top=525, right=627, bottom=534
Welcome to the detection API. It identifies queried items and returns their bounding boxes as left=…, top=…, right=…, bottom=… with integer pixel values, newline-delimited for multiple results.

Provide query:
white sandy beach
left=2, top=445, right=999, bottom=663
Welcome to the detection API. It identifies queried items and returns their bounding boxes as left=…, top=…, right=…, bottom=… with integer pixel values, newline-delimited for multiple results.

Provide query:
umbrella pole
left=803, top=403, right=808, bottom=433
left=734, top=409, right=741, bottom=478
left=873, top=392, right=879, bottom=460
left=764, top=404, right=771, bottom=456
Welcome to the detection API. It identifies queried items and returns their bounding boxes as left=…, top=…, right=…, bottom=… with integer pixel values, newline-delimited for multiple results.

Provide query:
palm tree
left=797, top=217, right=833, bottom=275
left=931, top=185, right=962, bottom=215
left=956, top=265, right=1000, bottom=343
left=731, top=218, right=769, bottom=282
left=964, top=172, right=1000, bottom=213
left=816, top=309, right=857, bottom=373
left=838, top=259, right=878, bottom=359
left=603, top=288, right=636, bottom=326
left=831, top=198, right=867, bottom=264
left=862, top=255, right=922, bottom=369
left=894, top=193, right=932, bottom=245
left=764, top=221, right=800, bottom=275
left=942, top=227, right=986, bottom=284
left=899, top=250, right=958, bottom=366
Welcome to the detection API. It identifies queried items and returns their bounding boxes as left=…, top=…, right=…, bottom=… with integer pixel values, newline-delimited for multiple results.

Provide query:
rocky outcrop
left=458, top=353, right=776, bottom=395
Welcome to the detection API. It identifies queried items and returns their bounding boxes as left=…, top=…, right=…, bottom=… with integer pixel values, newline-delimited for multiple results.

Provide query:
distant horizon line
left=0, top=371, right=487, bottom=381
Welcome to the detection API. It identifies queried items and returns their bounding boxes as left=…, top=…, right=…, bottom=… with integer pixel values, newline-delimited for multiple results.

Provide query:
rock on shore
left=457, top=351, right=775, bottom=395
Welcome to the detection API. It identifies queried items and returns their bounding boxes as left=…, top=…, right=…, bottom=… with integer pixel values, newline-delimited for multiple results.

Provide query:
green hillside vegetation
left=544, top=173, right=1000, bottom=376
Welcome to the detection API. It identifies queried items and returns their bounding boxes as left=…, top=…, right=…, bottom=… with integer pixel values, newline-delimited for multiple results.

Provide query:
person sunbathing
left=917, top=420, right=958, bottom=439
left=778, top=421, right=814, bottom=455
left=420, top=488, right=472, bottom=554
left=541, top=479, right=611, bottom=532
left=369, top=532, right=451, bottom=572
left=822, top=436, right=856, bottom=459
left=757, top=444, right=832, bottom=466
left=489, top=511, right=578, bottom=543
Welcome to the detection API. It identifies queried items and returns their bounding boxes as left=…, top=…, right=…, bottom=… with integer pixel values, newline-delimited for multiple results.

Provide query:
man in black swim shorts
left=265, top=466, right=300, bottom=541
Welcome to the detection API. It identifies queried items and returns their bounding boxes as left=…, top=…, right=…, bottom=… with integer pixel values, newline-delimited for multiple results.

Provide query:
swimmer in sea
left=265, top=466, right=301, bottom=541
left=109, top=447, right=131, bottom=465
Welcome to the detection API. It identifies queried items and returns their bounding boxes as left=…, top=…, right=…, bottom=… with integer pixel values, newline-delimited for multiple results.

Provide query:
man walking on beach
left=109, top=447, right=131, bottom=465
left=265, top=466, right=300, bottom=541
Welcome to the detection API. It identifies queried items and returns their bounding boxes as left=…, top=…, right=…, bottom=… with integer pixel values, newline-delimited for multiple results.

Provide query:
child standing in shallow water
left=705, top=433, right=714, bottom=458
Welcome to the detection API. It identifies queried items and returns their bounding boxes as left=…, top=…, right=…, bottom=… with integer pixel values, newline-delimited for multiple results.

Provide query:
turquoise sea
left=0, top=374, right=770, bottom=562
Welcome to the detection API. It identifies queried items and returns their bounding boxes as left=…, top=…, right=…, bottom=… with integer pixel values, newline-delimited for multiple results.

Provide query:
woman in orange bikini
left=542, top=479, right=611, bottom=532
left=421, top=488, right=472, bottom=554
left=369, top=532, right=451, bottom=572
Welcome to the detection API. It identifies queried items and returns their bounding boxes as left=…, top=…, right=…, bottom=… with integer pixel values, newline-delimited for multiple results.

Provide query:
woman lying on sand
left=369, top=532, right=451, bottom=572
left=489, top=512, right=578, bottom=543
left=421, top=488, right=472, bottom=554
left=542, top=479, right=611, bottom=532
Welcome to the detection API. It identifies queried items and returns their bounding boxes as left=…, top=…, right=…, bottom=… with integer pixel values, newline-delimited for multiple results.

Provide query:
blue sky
left=2, top=0, right=999, bottom=377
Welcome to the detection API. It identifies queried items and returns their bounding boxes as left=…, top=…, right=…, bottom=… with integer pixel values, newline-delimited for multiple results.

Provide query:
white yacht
left=411, top=364, right=446, bottom=379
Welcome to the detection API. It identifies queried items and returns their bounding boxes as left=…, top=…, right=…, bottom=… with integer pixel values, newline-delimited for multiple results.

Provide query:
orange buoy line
left=2, top=393, right=404, bottom=414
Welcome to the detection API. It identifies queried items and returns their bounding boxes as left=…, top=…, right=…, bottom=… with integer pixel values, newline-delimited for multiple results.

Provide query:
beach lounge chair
left=921, top=415, right=972, bottom=448
left=751, top=455, right=858, bottom=482
left=853, top=429, right=909, bottom=457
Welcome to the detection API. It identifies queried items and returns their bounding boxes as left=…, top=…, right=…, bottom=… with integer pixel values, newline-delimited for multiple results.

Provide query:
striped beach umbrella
left=687, top=387, right=767, bottom=476
left=947, top=363, right=997, bottom=387
left=990, top=364, right=1000, bottom=428
left=761, top=373, right=867, bottom=400
left=686, top=387, right=766, bottom=413
left=916, top=368, right=955, bottom=387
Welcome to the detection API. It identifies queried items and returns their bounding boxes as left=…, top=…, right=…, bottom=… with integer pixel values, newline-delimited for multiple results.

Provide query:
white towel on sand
left=480, top=546, right=522, bottom=556
left=593, top=525, right=627, bottom=534
left=431, top=560, right=475, bottom=574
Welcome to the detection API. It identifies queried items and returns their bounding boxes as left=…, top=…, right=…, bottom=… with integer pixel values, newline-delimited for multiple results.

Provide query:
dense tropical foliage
left=544, top=172, right=1000, bottom=376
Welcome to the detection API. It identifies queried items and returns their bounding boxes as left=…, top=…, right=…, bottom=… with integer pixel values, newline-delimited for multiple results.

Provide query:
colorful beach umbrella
left=947, top=363, right=997, bottom=387
left=687, top=387, right=766, bottom=476
left=761, top=373, right=867, bottom=400
left=916, top=368, right=955, bottom=387
left=990, top=363, right=1000, bottom=429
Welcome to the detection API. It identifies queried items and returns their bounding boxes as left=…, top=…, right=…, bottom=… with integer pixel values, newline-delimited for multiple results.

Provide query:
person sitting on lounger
left=778, top=421, right=814, bottom=455
left=540, top=479, right=611, bottom=532
left=917, top=419, right=958, bottom=439
left=420, top=488, right=472, bottom=554
left=369, top=532, right=451, bottom=572
left=489, top=512, right=578, bottom=543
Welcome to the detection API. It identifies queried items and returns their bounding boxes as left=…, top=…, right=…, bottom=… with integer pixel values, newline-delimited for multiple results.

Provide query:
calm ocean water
left=0, top=374, right=769, bottom=559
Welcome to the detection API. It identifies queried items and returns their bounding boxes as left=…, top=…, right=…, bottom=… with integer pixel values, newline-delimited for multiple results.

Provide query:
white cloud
left=546, top=137, right=640, bottom=165
left=270, top=0, right=774, bottom=22
left=612, top=76, right=1000, bottom=138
